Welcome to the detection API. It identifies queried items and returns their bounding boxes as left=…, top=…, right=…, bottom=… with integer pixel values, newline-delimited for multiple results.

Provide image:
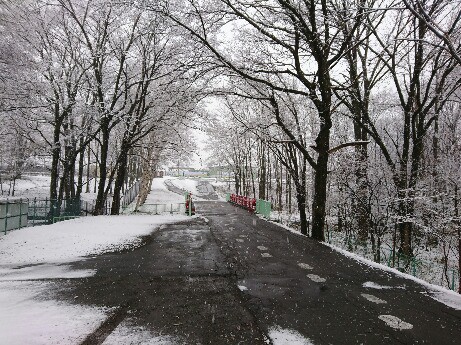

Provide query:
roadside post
left=185, top=192, right=193, bottom=216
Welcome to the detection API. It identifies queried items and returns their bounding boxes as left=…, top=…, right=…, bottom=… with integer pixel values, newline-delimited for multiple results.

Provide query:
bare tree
left=154, top=0, right=367, bottom=241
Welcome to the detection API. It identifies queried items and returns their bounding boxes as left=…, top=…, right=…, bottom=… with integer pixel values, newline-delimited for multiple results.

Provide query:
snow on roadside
left=102, top=319, right=180, bottom=345
left=268, top=326, right=314, bottom=345
left=0, top=280, right=109, bottom=345
left=0, top=264, right=95, bottom=281
left=0, top=214, right=188, bottom=267
left=324, top=242, right=461, bottom=310
left=264, top=217, right=461, bottom=310
left=0, top=213, right=190, bottom=344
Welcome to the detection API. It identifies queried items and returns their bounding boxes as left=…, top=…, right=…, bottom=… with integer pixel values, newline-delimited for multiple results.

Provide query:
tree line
left=0, top=0, right=207, bottom=214
left=1, top=0, right=460, bottom=288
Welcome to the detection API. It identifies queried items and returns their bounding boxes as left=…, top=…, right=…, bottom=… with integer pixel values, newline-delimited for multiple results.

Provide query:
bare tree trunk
left=111, top=148, right=129, bottom=215
left=311, top=110, right=331, bottom=241
left=258, top=142, right=266, bottom=200
left=86, top=144, right=91, bottom=194
left=76, top=137, right=85, bottom=198
left=94, top=124, right=109, bottom=215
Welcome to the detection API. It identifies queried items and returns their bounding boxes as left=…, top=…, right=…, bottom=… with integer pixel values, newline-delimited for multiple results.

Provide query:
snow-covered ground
left=0, top=215, right=187, bottom=267
left=144, top=177, right=184, bottom=204
left=0, top=212, right=189, bottom=344
left=168, top=178, right=198, bottom=195
left=0, top=174, right=102, bottom=204
left=0, top=175, right=51, bottom=200
left=0, top=280, right=109, bottom=345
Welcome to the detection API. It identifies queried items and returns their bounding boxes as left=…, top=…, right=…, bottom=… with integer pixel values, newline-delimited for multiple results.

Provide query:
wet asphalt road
left=63, top=201, right=460, bottom=345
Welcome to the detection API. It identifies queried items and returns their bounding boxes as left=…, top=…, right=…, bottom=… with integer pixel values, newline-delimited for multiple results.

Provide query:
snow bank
left=325, top=242, right=461, bottom=310
left=0, top=281, right=109, bottom=345
left=267, top=218, right=461, bottom=310
left=0, top=214, right=188, bottom=267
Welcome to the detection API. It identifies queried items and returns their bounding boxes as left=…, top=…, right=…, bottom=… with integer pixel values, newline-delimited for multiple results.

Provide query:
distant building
left=207, top=166, right=233, bottom=178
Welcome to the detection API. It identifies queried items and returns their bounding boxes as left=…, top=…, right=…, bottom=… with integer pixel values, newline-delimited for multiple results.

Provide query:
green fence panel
left=255, top=199, right=271, bottom=219
left=0, top=199, right=29, bottom=234
left=27, top=197, right=82, bottom=225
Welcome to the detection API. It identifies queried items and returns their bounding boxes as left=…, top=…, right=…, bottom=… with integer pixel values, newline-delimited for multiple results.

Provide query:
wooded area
left=1, top=0, right=460, bottom=290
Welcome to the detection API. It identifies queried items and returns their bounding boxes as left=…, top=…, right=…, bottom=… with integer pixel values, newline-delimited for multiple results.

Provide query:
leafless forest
left=1, top=0, right=460, bottom=291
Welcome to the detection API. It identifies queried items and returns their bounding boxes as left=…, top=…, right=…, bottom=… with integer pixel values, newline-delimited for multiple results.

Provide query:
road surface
left=63, top=201, right=460, bottom=344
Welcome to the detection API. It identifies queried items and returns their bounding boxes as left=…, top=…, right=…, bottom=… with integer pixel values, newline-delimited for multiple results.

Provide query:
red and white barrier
left=229, top=193, right=256, bottom=212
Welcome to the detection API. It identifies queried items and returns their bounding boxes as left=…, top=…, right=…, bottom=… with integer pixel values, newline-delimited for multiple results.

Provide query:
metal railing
left=1, top=180, right=142, bottom=232
left=28, top=197, right=82, bottom=226
left=136, top=203, right=186, bottom=215
left=121, top=181, right=140, bottom=210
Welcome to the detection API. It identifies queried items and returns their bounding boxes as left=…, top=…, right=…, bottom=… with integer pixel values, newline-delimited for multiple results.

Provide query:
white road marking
left=261, top=253, right=272, bottom=258
left=298, top=263, right=313, bottom=270
left=378, top=315, right=413, bottom=330
left=361, top=293, right=387, bottom=304
left=257, top=246, right=268, bottom=251
left=238, top=285, right=248, bottom=291
left=307, top=274, right=326, bottom=283
left=363, top=281, right=404, bottom=290
left=236, top=239, right=244, bottom=243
